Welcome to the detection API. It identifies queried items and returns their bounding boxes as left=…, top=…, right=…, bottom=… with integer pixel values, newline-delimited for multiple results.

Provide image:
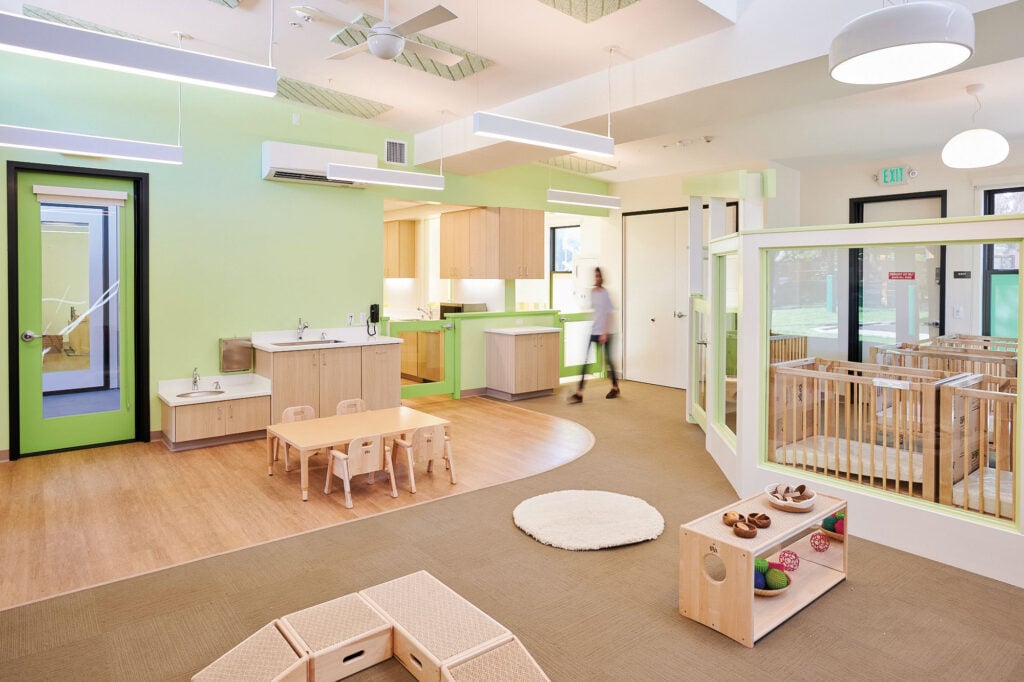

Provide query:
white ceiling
left=6, top=0, right=1024, bottom=185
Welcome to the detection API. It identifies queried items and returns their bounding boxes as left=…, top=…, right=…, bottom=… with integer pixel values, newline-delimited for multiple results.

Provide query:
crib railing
left=769, top=359, right=965, bottom=502
left=939, top=375, right=1017, bottom=521
left=870, top=344, right=1017, bottom=378
left=768, top=334, right=808, bottom=363
left=930, top=334, right=1018, bottom=353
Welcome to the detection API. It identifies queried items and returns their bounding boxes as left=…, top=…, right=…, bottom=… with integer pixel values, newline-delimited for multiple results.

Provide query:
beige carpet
left=2, top=381, right=1023, bottom=681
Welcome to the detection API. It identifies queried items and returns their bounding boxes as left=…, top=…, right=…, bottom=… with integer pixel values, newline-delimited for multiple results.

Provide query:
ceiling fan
left=292, top=2, right=461, bottom=66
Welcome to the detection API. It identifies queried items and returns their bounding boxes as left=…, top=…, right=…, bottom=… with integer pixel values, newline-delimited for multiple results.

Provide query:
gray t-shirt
left=591, top=287, right=613, bottom=336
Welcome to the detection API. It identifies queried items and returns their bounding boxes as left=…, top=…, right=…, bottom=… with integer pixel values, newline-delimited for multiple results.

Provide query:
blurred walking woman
left=570, top=267, right=619, bottom=403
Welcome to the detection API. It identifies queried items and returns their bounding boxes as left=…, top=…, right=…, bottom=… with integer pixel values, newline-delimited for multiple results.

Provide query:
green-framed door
left=390, top=319, right=456, bottom=399
left=558, top=312, right=602, bottom=379
left=9, top=166, right=146, bottom=456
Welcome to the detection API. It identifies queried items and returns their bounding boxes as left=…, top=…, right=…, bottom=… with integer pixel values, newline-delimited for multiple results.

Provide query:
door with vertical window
left=10, top=168, right=144, bottom=456
left=983, top=187, right=1022, bottom=337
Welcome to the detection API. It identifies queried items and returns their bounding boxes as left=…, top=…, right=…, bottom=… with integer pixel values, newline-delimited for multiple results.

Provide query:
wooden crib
left=769, top=358, right=968, bottom=501
left=930, top=334, right=1018, bottom=353
left=871, top=343, right=1017, bottom=378
left=769, top=333, right=808, bottom=363
left=939, top=374, right=1017, bottom=521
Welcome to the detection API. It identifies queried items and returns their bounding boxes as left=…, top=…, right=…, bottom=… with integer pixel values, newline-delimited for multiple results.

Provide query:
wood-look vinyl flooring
left=0, top=395, right=593, bottom=611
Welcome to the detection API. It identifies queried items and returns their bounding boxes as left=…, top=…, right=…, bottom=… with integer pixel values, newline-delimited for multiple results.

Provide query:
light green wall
left=454, top=311, right=561, bottom=391
left=0, top=53, right=607, bottom=450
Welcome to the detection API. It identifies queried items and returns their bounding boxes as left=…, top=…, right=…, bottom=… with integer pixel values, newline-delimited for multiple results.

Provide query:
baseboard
left=150, top=431, right=162, bottom=443
left=0, top=449, right=9, bottom=463
left=458, top=387, right=488, bottom=398
left=160, top=430, right=267, bottom=453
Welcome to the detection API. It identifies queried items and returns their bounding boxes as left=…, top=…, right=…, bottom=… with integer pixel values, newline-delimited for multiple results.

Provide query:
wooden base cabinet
left=485, top=328, right=560, bottom=400
left=255, top=347, right=362, bottom=420
left=161, top=396, right=271, bottom=450
left=361, top=344, right=401, bottom=409
left=679, top=491, right=847, bottom=647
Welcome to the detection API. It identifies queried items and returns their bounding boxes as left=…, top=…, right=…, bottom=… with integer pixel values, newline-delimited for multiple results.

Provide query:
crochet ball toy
left=822, top=516, right=838, bottom=532
left=754, top=570, right=767, bottom=590
left=834, top=519, right=846, bottom=535
left=754, top=557, right=769, bottom=574
left=809, top=532, right=831, bottom=552
left=764, top=568, right=788, bottom=590
left=778, top=549, right=800, bottom=572
left=768, top=561, right=786, bottom=572
left=836, top=510, right=845, bottom=520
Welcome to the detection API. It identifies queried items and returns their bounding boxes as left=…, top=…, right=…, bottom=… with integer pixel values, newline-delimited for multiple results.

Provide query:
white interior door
left=624, top=211, right=689, bottom=388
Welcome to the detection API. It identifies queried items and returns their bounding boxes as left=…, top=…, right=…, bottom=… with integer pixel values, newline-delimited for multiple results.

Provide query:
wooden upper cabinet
left=440, top=207, right=542, bottom=279
left=384, top=220, right=416, bottom=278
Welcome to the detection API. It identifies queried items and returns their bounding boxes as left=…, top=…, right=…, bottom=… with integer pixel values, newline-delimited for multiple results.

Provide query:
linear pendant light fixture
left=546, top=189, right=621, bottom=209
left=0, top=11, right=278, bottom=96
left=473, top=112, right=615, bottom=157
left=0, top=124, right=183, bottom=164
left=326, top=163, right=445, bottom=190
left=829, top=1, right=974, bottom=85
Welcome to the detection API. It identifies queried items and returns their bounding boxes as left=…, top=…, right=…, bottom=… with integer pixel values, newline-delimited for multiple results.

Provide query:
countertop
left=158, top=374, right=272, bottom=407
left=484, top=326, right=561, bottom=335
left=251, top=327, right=402, bottom=352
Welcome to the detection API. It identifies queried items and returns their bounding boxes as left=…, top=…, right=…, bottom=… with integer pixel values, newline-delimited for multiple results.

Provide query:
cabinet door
left=535, top=332, right=560, bottom=390
left=362, top=345, right=401, bottom=409
left=398, top=332, right=418, bottom=376
left=440, top=210, right=468, bottom=278
left=397, top=220, right=416, bottom=277
left=418, top=330, right=444, bottom=382
left=174, top=402, right=224, bottom=441
left=467, top=208, right=499, bottom=278
left=319, top=346, right=362, bottom=416
left=497, top=208, right=523, bottom=279
left=383, top=221, right=398, bottom=278
left=225, top=396, right=271, bottom=435
left=519, top=209, right=545, bottom=278
left=514, top=334, right=538, bottom=393
left=272, top=350, right=319, bottom=419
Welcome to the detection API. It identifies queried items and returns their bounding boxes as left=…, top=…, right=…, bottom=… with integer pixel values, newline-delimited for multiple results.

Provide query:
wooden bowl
left=819, top=527, right=846, bottom=542
left=754, top=573, right=793, bottom=597
left=764, top=483, right=816, bottom=512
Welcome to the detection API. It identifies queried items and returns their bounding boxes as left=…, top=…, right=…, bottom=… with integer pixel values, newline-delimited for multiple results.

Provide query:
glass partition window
left=714, top=253, right=739, bottom=437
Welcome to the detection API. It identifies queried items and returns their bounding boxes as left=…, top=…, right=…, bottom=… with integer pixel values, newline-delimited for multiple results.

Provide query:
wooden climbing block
left=441, top=635, right=550, bottom=681
left=278, top=593, right=392, bottom=681
left=360, top=571, right=511, bottom=682
left=192, top=621, right=307, bottom=682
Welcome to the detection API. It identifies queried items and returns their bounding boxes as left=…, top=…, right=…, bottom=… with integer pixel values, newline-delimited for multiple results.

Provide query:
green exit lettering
left=881, top=166, right=904, bottom=185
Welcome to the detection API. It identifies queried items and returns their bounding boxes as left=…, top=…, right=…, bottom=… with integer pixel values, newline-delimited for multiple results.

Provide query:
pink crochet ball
left=834, top=519, right=846, bottom=535
left=767, top=561, right=786, bottom=572
left=809, top=532, right=831, bottom=552
left=778, top=549, right=800, bottom=572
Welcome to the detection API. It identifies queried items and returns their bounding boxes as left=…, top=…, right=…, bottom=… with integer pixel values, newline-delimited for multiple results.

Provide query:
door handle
left=650, top=318, right=655, bottom=322
left=675, top=311, right=687, bottom=318
left=21, top=330, right=41, bottom=342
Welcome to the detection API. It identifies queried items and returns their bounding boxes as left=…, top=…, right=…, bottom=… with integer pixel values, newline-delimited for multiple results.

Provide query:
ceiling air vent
left=385, top=139, right=407, bottom=165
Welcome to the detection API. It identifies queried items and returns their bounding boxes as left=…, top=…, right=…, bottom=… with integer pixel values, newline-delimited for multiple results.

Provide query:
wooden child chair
left=274, top=405, right=316, bottom=472
left=324, top=434, right=398, bottom=508
left=391, top=424, right=456, bottom=494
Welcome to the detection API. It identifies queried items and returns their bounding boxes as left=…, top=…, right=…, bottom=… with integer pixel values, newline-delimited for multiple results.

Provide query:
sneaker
left=568, top=393, right=583, bottom=404
left=605, top=387, right=620, bottom=399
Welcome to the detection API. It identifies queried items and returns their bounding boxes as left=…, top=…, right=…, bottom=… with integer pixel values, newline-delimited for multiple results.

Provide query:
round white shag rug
left=512, top=489, right=665, bottom=551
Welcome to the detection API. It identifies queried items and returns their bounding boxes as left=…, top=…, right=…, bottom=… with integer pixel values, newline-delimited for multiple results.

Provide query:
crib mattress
left=952, top=467, right=1015, bottom=518
left=774, top=435, right=923, bottom=482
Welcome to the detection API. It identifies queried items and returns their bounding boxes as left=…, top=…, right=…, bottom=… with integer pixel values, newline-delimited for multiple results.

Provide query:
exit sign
left=878, top=166, right=908, bottom=186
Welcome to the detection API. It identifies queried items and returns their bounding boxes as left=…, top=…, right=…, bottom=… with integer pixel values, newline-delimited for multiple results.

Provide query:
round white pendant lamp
left=942, top=84, right=1009, bottom=169
left=368, top=25, right=404, bottom=60
left=829, top=1, right=975, bottom=85
left=942, top=129, right=1009, bottom=169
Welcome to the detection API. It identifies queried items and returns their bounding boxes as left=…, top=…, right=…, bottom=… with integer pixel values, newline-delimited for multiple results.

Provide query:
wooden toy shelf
left=679, top=491, right=847, bottom=647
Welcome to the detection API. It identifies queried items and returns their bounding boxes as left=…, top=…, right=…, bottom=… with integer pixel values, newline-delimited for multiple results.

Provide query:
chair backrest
left=345, top=434, right=384, bottom=476
left=336, top=398, right=367, bottom=415
left=282, top=405, right=315, bottom=423
left=408, top=424, right=446, bottom=462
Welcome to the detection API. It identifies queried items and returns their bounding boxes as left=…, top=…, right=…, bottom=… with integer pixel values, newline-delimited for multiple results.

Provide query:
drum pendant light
left=829, top=1, right=974, bottom=85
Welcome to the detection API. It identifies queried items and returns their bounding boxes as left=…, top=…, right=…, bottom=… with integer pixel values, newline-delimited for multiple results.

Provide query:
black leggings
left=578, top=334, right=618, bottom=390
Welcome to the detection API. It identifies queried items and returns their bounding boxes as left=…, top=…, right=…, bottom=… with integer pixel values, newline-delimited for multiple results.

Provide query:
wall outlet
left=359, top=312, right=367, bottom=325
left=515, top=318, right=524, bottom=325
left=347, top=313, right=354, bottom=326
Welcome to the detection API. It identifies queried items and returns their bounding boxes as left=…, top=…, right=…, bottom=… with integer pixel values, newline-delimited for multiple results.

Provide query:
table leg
left=301, top=449, right=309, bottom=501
left=267, top=434, right=275, bottom=476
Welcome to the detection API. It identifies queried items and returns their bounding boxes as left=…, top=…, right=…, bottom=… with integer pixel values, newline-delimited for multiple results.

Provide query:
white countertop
left=484, top=326, right=561, bottom=335
left=158, top=373, right=272, bottom=407
left=251, top=327, right=402, bottom=352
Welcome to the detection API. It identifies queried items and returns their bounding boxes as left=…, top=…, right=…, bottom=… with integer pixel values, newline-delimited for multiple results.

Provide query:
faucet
left=297, top=317, right=309, bottom=340
left=192, top=367, right=200, bottom=392
left=417, top=305, right=431, bottom=319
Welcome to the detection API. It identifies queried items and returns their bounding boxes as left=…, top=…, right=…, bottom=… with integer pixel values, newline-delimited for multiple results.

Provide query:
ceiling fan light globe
left=369, top=30, right=405, bottom=60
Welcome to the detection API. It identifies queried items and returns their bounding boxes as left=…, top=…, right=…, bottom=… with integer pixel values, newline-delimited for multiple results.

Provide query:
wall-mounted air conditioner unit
left=261, top=141, right=378, bottom=187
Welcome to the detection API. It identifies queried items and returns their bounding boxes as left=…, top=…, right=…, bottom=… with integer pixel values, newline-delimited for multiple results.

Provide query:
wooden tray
left=754, top=574, right=793, bottom=597
left=818, top=527, right=845, bottom=542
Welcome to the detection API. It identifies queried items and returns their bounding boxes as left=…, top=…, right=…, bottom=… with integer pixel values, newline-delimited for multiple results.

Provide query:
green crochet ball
left=822, top=516, right=838, bottom=532
left=765, top=568, right=789, bottom=590
left=754, top=557, right=769, bottom=573
left=835, top=510, right=846, bottom=520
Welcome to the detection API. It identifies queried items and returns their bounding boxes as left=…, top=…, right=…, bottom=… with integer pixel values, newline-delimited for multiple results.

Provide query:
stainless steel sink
left=272, top=339, right=346, bottom=347
left=176, top=390, right=225, bottom=398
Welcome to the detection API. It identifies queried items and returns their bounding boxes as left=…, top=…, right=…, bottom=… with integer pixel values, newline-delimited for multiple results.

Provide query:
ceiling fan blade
left=392, top=5, right=457, bottom=37
left=402, top=40, right=463, bottom=67
left=327, top=41, right=370, bottom=60
left=291, top=4, right=364, bottom=30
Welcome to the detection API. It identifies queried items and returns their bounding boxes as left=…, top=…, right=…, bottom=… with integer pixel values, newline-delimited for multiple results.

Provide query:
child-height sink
left=176, top=390, right=225, bottom=398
